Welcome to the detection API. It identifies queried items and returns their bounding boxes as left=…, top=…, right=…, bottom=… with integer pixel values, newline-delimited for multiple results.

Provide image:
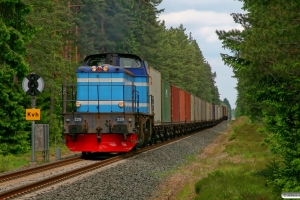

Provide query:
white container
left=148, top=67, right=162, bottom=125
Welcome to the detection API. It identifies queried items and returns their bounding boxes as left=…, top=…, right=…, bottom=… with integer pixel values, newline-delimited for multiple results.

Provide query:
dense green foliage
left=217, top=0, right=300, bottom=192
left=0, top=0, right=35, bottom=155
left=23, top=0, right=77, bottom=143
left=0, top=0, right=223, bottom=155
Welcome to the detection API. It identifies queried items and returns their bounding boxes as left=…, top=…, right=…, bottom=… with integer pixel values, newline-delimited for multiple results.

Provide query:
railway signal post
left=22, top=73, right=44, bottom=163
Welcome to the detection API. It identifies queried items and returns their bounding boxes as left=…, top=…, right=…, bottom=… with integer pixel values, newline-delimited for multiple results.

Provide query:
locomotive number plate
left=74, top=117, right=82, bottom=122
left=116, top=117, right=124, bottom=122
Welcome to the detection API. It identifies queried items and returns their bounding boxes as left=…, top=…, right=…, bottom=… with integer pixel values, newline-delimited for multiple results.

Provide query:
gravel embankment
left=22, top=121, right=228, bottom=200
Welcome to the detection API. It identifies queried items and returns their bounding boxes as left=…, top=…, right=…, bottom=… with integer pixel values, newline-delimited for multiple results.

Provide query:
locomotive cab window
left=120, top=57, right=141, bottom=68
left=84, top=54, right=142, bottom=68
left=85, top=56, right=106, bottom=66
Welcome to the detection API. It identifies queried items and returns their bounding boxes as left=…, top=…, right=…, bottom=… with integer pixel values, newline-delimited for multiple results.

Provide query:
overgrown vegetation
left=192, top=117, right=280, bottom=200
left=0, top=1, right=35, bottom=155
left=216, top=0, right=300, bottom=192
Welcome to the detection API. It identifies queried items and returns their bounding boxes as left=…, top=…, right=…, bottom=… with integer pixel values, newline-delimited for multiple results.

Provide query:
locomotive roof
left=84, top=53, right=144, bottom=61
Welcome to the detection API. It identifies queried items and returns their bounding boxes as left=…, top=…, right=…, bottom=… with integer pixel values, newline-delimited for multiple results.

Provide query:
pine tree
left=0, top=0, right=35, bottom=154
left=23, top=0, right=77, bottom=142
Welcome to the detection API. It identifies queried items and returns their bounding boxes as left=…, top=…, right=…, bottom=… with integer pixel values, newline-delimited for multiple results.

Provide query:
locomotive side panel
left=171, top=85, right=180, bottom=123
left=134, top=77, right=149, bottom=113
left=148, top=67, right=162, bottom=125
left=162, top=81, right=171, bottom=123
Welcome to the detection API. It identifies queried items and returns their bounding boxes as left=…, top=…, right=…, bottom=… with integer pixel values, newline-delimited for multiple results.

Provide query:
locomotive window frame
left=120, top=57, right=141, bottom=68
left=85, top=56, right=106, bottom=66
left=84, top=54, right=142, bottom=68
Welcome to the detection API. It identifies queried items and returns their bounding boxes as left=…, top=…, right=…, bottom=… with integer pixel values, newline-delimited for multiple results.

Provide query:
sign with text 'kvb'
left=26, top=109, right=41, bottom=120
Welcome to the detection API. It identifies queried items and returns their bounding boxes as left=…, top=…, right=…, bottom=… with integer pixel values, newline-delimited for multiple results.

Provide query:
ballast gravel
left=23, top=121, right=228, bottom=200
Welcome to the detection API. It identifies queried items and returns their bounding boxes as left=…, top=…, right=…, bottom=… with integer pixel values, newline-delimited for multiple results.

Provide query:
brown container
left=224, top=106, right=228, bottom=117
left=185, top=91, right=191, bottom=122
left=171, top=85, right=180, bottom=123
left=179, top=89, right=185, bottom=122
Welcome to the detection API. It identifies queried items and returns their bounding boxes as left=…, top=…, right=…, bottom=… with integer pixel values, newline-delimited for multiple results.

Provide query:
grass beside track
left=152, top=117, right=281, bottom=200
left=0, top=145, right=76, bottom=173
left=191, top=117, right=281, bottom=200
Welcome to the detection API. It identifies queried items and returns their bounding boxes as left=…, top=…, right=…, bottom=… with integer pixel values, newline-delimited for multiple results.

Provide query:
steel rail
left=0, top=156, right=82, bottom=183
left=0, top=156, right=122, bottom=199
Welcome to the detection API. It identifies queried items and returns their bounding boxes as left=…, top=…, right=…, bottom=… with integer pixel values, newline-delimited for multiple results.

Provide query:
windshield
left=84, top=54, right=142, bottom=68
left=120, top=57, right=141, bottom=68
left=85, top=56, right=106, bottom=66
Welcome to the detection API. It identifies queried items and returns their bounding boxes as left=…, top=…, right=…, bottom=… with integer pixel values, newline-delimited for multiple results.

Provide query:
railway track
left=0, top=156, right=82, bottom=183
left=0, top=126, right=214, bottom=199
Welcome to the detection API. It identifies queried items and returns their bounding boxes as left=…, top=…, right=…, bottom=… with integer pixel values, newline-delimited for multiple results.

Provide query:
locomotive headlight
left=103, top=66, right=108, bottom=72
left=118, top=101, right=124, bottom=107
left=91, top=66, right=96, bottom=72
left=97, top=66, right=102, bottom=71
left=76, top=101, right=81, bottom=107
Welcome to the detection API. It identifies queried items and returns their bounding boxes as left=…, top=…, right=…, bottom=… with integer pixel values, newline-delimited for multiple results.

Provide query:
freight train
left=62, top=53, right=228, bottom=155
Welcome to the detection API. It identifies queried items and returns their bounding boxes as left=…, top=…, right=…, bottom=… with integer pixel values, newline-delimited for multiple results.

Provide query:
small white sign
left=282, top=192, right=300, bottom=199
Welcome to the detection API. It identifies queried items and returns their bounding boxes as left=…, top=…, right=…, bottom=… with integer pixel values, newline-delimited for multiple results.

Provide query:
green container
left=161, top=80, right=171, bottom=123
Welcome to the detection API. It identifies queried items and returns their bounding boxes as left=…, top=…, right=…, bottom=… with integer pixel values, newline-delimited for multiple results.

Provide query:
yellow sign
left=26, top=109, right=41, bottom=120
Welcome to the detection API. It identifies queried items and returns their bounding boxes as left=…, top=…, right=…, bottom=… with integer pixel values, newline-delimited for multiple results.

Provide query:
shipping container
left=214, top=104, right=217, bottom=120
left=197, top=97, right=201, bottom=122
left=171, top=85, right=180, bottom=123
left=194, top=96, right=198, bottom=121
left=215, top=105, right=220, bottom=120
left=219, top=105, right=222, bottom=119
left=206, top=101, right=211, bottom=121
left=191, top=95, right=195, bottom=122
left=148, top=67, right=162, bottom=125
left=161, top=80, right=171, bottom=123
left=185, top=91, right=191, bottom=122
left=179, top=89, right=185, bottom=122
left=201, top=99, right=206, bottom=121
left=205, top=101, right=208, bottom=121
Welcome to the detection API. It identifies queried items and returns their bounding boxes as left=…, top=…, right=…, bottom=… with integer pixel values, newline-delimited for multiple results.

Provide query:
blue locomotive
left=62, top=53, right=228, bottom=155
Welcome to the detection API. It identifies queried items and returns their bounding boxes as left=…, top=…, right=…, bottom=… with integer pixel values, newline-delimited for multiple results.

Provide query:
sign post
left=31, top=96, right=36, bottom=163
left=22, top=73, right=44, bottom=163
